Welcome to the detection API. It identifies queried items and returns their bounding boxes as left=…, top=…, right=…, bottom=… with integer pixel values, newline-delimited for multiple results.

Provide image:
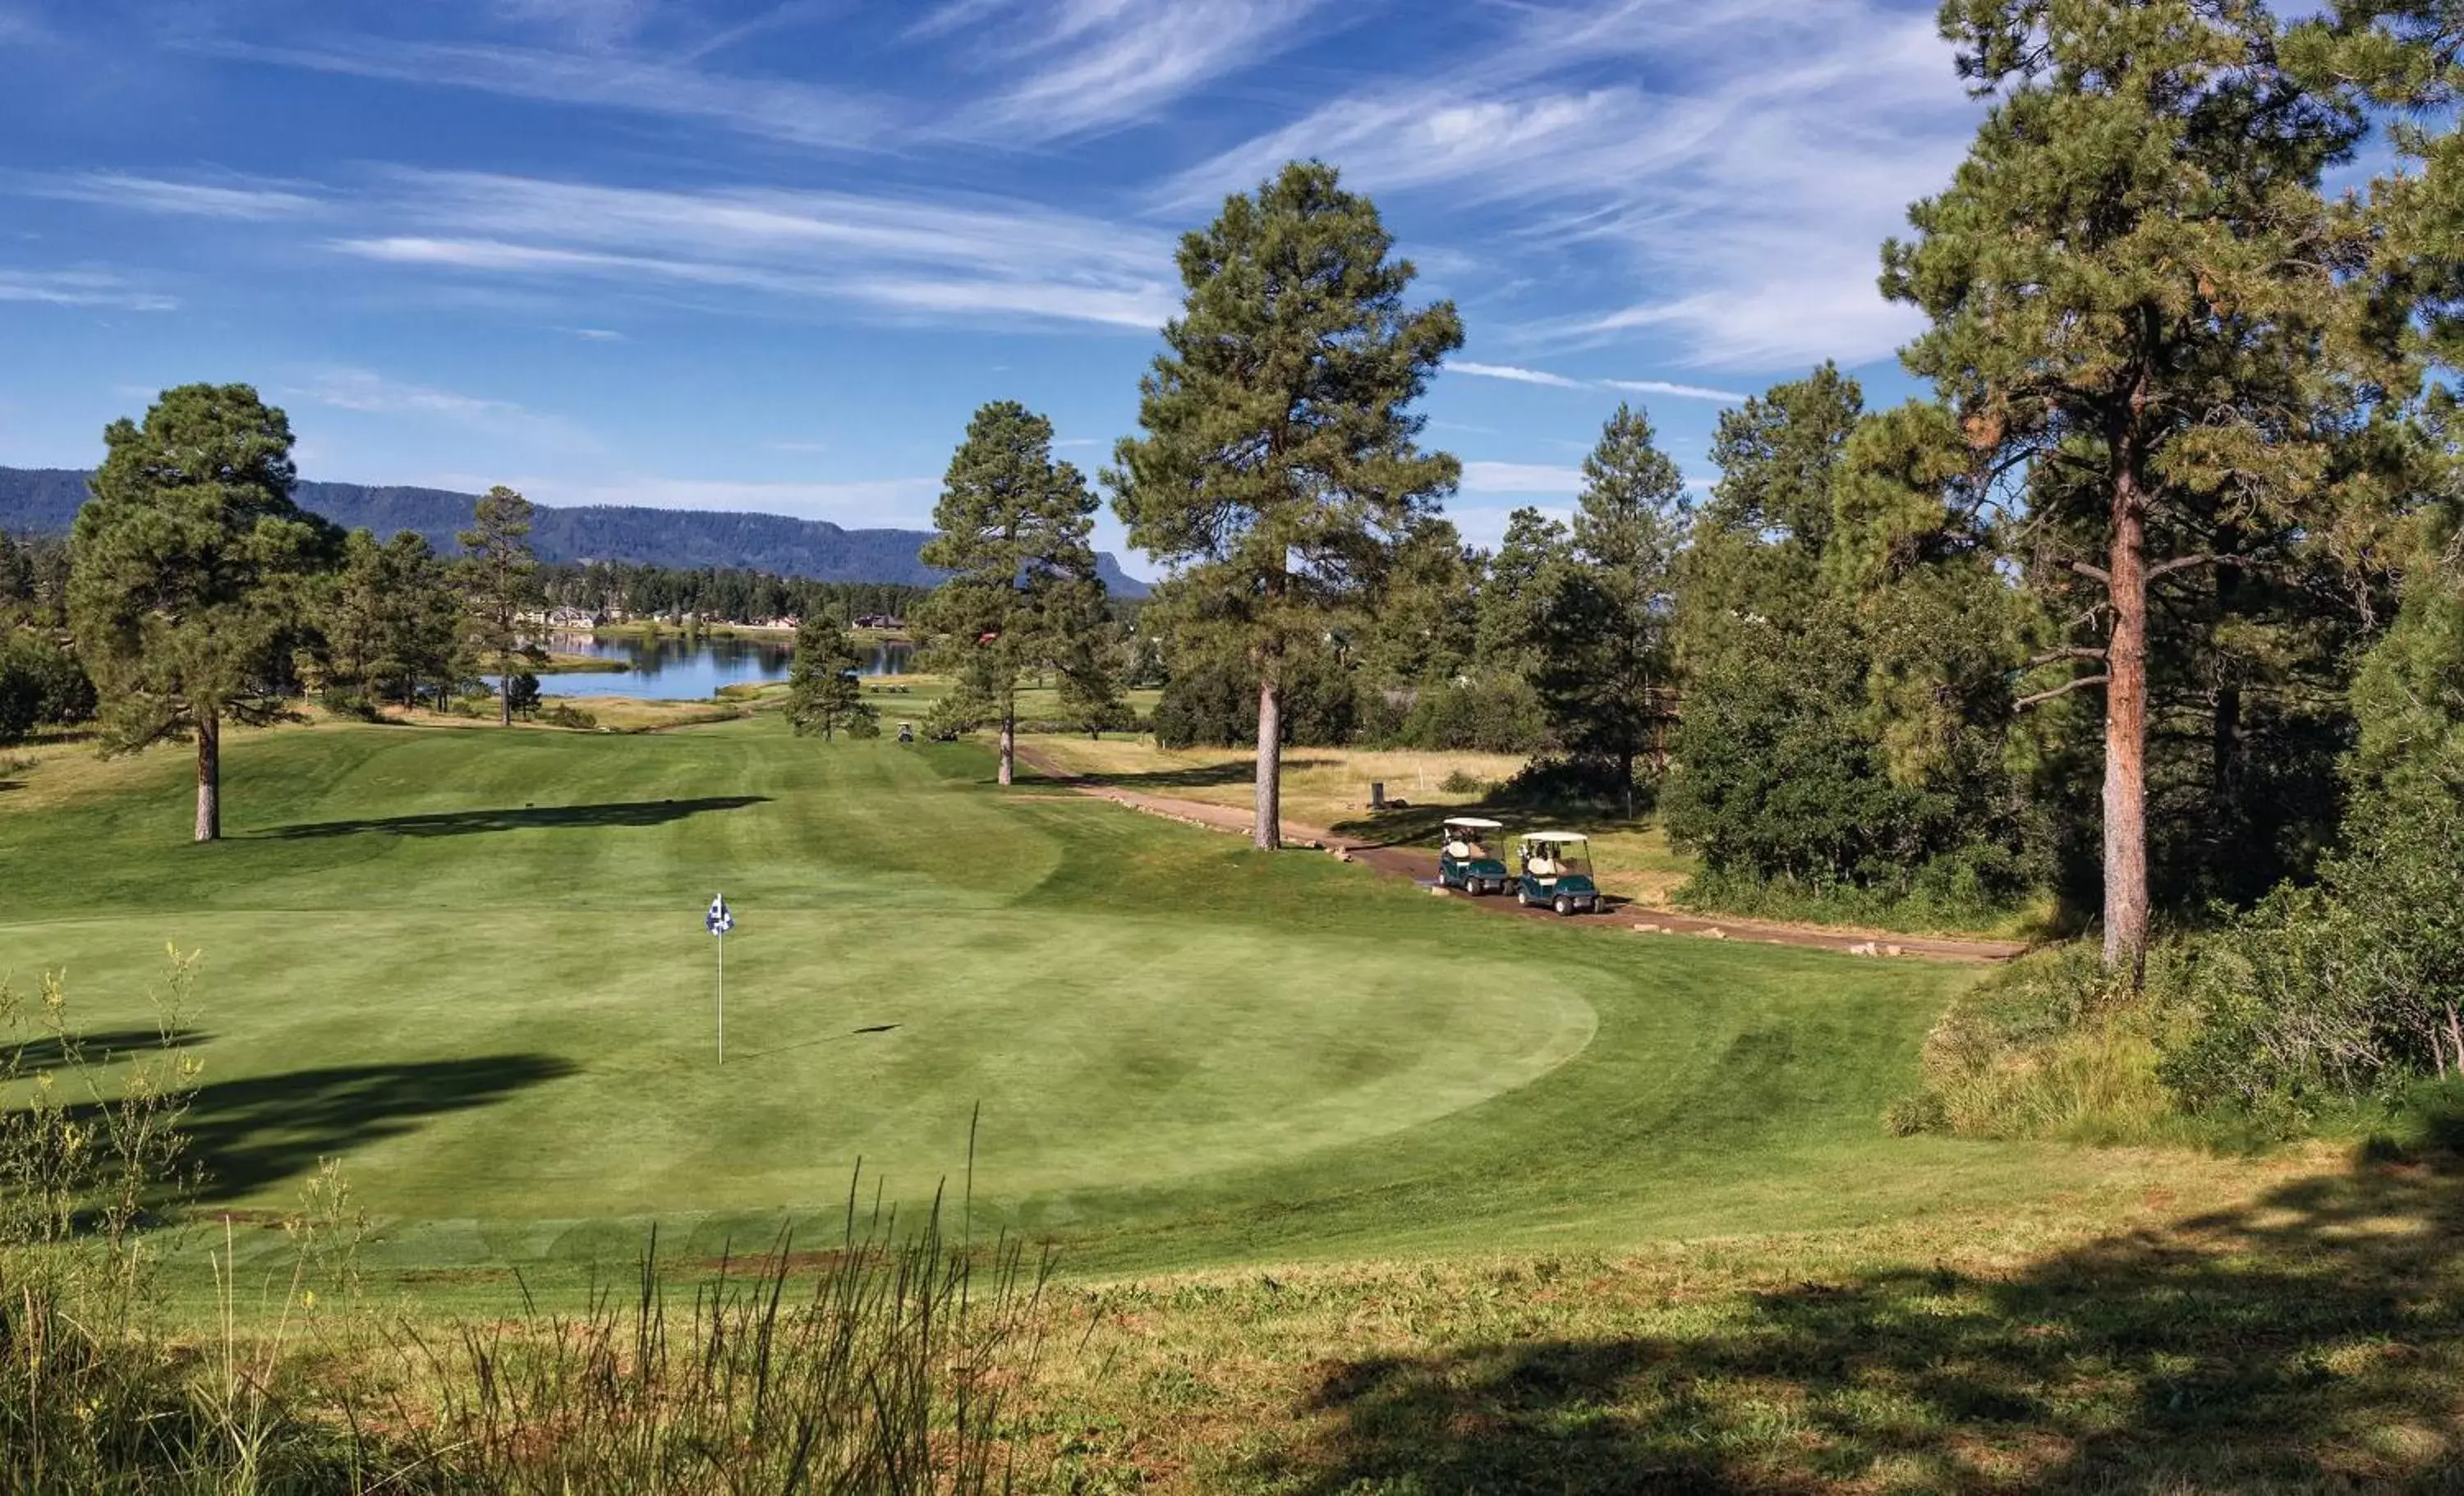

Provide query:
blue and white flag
left=706, top=893, right=733, bottom=936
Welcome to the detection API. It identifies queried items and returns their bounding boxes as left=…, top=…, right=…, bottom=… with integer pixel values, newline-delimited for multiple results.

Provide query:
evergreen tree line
left=0, top=531, right=97, bottom=743
left=536, top=560, right=926, bottom=627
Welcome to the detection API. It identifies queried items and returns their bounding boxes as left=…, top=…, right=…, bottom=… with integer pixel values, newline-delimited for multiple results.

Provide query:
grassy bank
left=2, top=710, right=2164, bottom=1308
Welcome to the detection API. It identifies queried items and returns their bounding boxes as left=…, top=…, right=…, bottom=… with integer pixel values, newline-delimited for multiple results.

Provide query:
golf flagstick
left=706, top=893, right=734, bottom=1064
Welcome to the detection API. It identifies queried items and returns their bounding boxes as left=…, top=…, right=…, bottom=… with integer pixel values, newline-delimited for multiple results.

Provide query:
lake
left=537, top=632, right=915, bottom=700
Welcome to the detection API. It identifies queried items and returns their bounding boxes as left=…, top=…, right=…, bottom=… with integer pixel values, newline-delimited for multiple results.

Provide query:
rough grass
left=1020, top=1141, right=2464, bottom=1492
left=0, top=711, right=2197, bottom=1310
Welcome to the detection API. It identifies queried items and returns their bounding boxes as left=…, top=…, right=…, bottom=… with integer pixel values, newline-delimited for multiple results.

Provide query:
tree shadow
left=6, top=1027, right=211, bottom=1072
left=1022, top=756, right=1336, bottom=794
left=172, top=1054, right=576, bottom=1201
left=1252, top=1148, right=2464, bottom=1492
left=253, top=796, right=770, bottom=840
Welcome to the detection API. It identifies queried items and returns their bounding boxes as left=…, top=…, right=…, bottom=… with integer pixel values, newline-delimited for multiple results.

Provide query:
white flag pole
left=715, top=898, right=725, bottom=1067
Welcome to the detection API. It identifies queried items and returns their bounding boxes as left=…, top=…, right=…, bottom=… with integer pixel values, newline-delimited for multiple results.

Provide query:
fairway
left=0, top=717, right=2122, bottom=1283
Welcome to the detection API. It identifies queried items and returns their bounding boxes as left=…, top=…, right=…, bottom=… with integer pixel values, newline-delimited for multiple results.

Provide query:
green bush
left=1376, top=678, right=1547, bottom=753
left=539, top=702, right=599, bottom=730
left=0, top=629, right=96, bottom=744
left=1888, top=943, right=2184, bottom=1144
left=2160, top=775, right=2464, bottom=1125
left=1152, top=651, right=1357, bottom=748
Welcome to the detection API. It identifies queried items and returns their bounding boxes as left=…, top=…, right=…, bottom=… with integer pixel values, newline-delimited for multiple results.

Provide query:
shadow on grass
left=1330, top=795, right=1651, bottom=851
left=1251, top=1151, right=2464, bottom=1492
left=1023, top=756, right=1338, bottom=794
left=254, top=795, right=770, bottom=840
left=175, top=1054, right=575, bottom=1201
left=6, top=1026, right=211, bottom=1072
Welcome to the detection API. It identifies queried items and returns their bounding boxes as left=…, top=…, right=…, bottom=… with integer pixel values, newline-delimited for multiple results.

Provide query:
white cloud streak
left=291, top=368, right=595, bottom=448
left=24, top=171, right=321, bottom=220
left=1451, top=361, right=1744, bottom=402
left=321, top=171, right=1179, bottom=332
left=1453, top=360, right=1588, bottom=390
left=0, top=268, right=175, bottom=310
left=931, top=0, right=1332, bottom=142
left=208, top=36, right=890, bottom=151
left=1601, top=378, right=1747, bottom=402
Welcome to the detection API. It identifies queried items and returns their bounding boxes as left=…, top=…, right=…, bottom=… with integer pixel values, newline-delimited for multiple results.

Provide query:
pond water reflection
left=537, top=632, right=914, bottom=700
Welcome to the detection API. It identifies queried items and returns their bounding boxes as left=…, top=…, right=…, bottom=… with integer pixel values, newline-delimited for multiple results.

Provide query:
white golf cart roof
left=1521, top=830, right=1592, bottom=843
left=1443, top=816, right=1505, bottom=829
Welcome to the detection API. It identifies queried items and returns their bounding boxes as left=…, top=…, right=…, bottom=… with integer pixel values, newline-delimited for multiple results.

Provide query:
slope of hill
left=0, top=467, right=1152, bottom=596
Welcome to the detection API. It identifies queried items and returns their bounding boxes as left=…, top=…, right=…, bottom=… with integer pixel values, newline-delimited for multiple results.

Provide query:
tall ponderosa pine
left=1884, top=0, right=2367, bottom=973
left=1110, top=160, right=1463, bottom=847
left=917, top=401, right=1111, bottom=786
left=458, top=486, right=545, bottom=727
left=329, top=529, right=464, bottom=712
left=786, top=616, right=878, bottom=741
left=68, top=384, right=336, bottom=841
left=1536, top=402, right=1692, bottom=811
left=1476, top=507, right=1569, bottom=677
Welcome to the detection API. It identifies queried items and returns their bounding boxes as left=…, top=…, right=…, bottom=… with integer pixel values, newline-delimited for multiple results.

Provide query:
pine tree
left=1884, top=0, right=2369, bottom=975
left=1534, top=403, right=1691, bottom=812
left=1475, top=507, right=1569, bottom=678
left=67, top=383, right=337, bottom=841
left=458, top=486, right=545, bottom=727
left=787, top=615, right=877, bottom=741
left=1109, top=160, right=1463, bottom=847
left=916, top=402, right=1110, bottom=785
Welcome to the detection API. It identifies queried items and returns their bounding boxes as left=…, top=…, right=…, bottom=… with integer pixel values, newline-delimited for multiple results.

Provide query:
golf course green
left=0, top=716, right=2103, bottom=1285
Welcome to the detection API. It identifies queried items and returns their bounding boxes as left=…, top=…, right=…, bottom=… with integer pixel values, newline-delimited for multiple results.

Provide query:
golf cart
left=1437, top=816, right=1509, bottom=895
left=1517, top=832, right=1602, bottom=915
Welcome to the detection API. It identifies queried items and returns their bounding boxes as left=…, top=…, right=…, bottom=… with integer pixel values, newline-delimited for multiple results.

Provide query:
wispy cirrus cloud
left=929, top=0, right=1335, bottom=142
left=0, top=268, right=174, bottom=310
left=1602, top=377, right=1746, bottom=402
left=1453, top=360, right=1588, bottom=390
left=290, top=367, right=595, bottom=449
left=208, top=35, right=891, bottom=151
left=22, top=171, right=321, bottom=220
left=1167, top=0, right=1975, bottom=369
left=323, top=170, right=1178, bottom=332
left=1452, top=360, right=1744, bottom=402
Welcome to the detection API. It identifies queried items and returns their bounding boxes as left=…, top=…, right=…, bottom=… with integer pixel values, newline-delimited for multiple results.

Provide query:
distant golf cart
left=1516, top=832, right=1602, bottom=915
left=1437, top=816, right=1510, bottom=895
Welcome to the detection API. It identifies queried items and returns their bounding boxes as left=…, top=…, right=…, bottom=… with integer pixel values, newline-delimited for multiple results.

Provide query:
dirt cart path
left=1014, top=747, right=2026, bottom=963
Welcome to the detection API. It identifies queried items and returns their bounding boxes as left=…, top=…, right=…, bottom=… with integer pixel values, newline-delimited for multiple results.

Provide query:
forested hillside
left=0, top=466, right=1150, bottom=595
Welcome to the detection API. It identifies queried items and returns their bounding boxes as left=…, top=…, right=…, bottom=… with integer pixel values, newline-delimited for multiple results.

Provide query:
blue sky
left=0, top=0, right=1981, bottom=573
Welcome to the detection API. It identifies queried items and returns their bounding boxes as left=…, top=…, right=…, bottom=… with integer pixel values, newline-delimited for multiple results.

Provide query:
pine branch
left=2016, top=674, right=2109, bottom=710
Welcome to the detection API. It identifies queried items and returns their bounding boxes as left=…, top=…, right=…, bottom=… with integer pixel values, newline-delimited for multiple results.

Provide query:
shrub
left=1152, top=651, right=1357, bottom=749
left=0, top=629, right=96, bottom=744
left=539, top=702, right=600, bottom=730
left=2159, top=774, right=2464, bottom=1124
left=1438, top=768, right=1489, bottom=795
left=1380, top=677, right=1549, bottom=754
left=1888, top=943, right=2182, bottom=1144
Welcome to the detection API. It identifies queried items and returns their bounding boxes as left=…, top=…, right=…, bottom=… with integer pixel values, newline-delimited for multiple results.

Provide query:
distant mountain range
left=0, top=467, right=1151, bottom=598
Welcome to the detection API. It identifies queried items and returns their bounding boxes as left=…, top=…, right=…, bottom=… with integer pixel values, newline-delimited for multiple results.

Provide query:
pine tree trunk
left=999, top=714, right=1015, bottom=787
left=1254, top=678, right=1283, bottom=850
left=194, top=714, right=221, bottom=843
left=2103, top=474, right=2152, bottom=979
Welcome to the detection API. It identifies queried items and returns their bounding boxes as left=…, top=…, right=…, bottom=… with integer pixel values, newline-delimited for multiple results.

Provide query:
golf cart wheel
left=1554, top=895, right=1573, bottom=916
left=1517, top=886, right=1533, bottom=907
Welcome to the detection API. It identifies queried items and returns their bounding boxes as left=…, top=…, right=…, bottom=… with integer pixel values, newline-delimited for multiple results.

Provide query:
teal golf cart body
left=1437, top=816, right=1510, bottom=895
left=1516, top=832, right=1602, bottom=915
